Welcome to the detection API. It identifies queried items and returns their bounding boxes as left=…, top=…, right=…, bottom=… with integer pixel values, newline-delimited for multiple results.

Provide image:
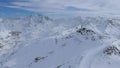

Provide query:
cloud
left=0, top=0, right=28, bottom=2
left=65, top=6, right=93, bottom=11
left=3, top=0, right=120, bottom=16
left=7, top=0, right=94, bottom=15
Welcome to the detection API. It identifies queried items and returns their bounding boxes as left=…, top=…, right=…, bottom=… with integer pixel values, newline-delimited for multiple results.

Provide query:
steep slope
left=0, top=15, right=120, bottom=68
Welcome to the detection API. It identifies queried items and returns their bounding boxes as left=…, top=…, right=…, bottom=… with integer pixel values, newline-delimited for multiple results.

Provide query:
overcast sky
left=1, top=0, right=120, bottom=17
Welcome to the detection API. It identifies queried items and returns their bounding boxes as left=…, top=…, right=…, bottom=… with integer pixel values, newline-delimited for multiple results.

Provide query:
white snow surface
left=0, top=14, right=120, bottom=68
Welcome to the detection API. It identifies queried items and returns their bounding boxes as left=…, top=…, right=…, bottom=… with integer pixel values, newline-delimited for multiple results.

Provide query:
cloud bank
left=2, top=0, right=120, bottom=16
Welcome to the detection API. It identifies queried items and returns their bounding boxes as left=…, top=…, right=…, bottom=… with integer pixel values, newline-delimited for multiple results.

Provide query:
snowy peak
left=27, top=14, right=52, bottom=23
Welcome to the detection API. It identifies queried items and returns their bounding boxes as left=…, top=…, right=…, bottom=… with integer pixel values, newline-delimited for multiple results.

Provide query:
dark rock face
left=76, top=27, right=97, bottom=41
left=76, top=27, right=95, bottom=35
left=103, top=45, right=120, bottom=56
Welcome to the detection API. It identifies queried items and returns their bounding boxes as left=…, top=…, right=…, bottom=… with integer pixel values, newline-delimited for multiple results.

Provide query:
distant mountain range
left=0, top=14, right=120, bottom=68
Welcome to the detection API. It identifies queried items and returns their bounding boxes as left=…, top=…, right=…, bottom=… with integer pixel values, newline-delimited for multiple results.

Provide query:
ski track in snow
left=79, top=39, right=115, bottom=68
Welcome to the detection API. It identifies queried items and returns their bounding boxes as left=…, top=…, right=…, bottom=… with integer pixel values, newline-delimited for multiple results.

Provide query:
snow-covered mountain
left=0, top=14, right=120, bottom=68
